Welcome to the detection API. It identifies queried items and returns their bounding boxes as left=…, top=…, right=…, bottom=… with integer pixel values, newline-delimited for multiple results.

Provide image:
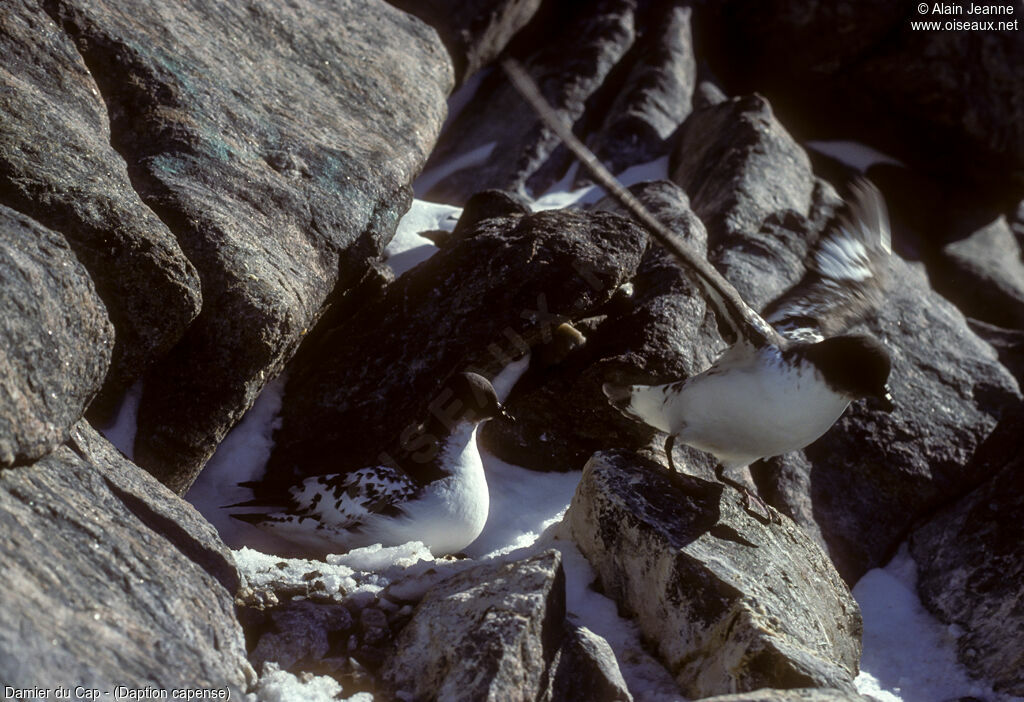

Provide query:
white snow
left=806, top=140, right=904, bottom=173
left=383, top=199, right=461, bottom=277
left=531, top=156, right=670, bottom=212
left=96, top=378, right=144, bottom=459
left=463, top=451, right=580, bottom=559
left=489, top=352, right=531, bottom=403
left=556, top=539, right=686, bottom=702
left=252, top=663, right=371, bottom=702
left=185, top=376, right=289, bottom=552
left=853, top=544, right=1021, bottom=702
left=235, top=540, right=446, bottom=605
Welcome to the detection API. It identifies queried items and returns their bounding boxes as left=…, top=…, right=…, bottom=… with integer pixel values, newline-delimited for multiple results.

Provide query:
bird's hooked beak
left=872, top=384, right=895, bottom=413
left=499, top=404, right=516, bottom=423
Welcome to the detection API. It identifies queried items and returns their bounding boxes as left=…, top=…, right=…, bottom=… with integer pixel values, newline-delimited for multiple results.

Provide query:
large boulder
left=0, top=205, right=113, bottom=466
left=910, top=455, right=1024, bottom=696
left=0, top=422, right=250, bottom=691
left=670, top=92, right=819, bottom=309
left=567, top=450, right=862, bottom=699
left=265, top=205, right=647, bottom=491
left=938, top=216, right=1024, bottom=330
left=0, top=0, right=201, bottom=415
left=37, top=0, right=453, bottom=492
left=382, top=550, right=567, bottom=701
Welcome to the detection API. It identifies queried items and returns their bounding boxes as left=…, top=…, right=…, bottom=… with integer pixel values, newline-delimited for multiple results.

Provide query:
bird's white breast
left=361, top=422, right=489, bottom=556
left=657, top=345, right=851, bottom=468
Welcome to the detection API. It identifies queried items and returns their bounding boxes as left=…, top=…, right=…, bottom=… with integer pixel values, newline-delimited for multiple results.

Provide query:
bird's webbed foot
left=715, top=464, right=780, bottom=524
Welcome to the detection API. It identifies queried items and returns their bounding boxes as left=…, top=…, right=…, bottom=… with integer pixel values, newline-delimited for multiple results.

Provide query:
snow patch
left=489, top=352, right=531, bottom=403
left=464, top=450, right=580, bottom=560
left=531, top=155, right=671, bottom=211
left=253, top=662, right=370, bottom=702
left=185, top=376, right=287, bottom=551
left=384, top=199, right=461, bottom=277
left=853, top=544, right=1020, bottom=702
left=556, top=536, right=686, bottom=702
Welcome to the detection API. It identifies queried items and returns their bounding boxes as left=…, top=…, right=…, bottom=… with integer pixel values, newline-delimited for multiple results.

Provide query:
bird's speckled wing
left=235, top=465, right=422, bottom=531
left=764, top=179, right=891, bottom=343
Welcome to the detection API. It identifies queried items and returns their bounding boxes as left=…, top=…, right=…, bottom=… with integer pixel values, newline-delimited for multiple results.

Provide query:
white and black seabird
left=501, top=60, right=894, bottom=508
left=231, top=372, right=509, bottom=557
left=603, top=180, right=894, bottom=491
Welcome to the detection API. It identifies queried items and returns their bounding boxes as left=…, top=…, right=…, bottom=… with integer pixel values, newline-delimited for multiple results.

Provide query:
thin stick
left=501, top=58, right=782, bottom=349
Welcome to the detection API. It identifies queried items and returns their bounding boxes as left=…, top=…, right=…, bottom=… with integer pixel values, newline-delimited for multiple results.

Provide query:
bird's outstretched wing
left=764, top=179, right=891, bottom=343
left=230, top=465, right=420, bottom=531
left=502, top=59, right=784, bottom=351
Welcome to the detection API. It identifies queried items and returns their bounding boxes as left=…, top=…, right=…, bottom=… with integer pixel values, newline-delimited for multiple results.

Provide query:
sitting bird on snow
left=231, top=372, right=509, bottom=557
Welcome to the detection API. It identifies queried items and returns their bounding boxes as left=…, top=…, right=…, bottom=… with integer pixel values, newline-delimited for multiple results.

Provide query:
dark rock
left=0, top=421, right=251, bottom=691
left=700, top=0, right=1024, bottom=195
left=382, top=550, right=566, bottom=701
left=451, top=188, right=533, bottom=238
left=481, top=181, right=723, bottom=472
left=670, top=93, right=817, bottom=309
left=939, top=216, right=1024, bottom=330
left=696, top=689, right=869, bottom=701
left=266, top=206, right=647, bottom=490
left=579, top=3, right=697, bottom=182
left=37, top=0, right=453, bottom=492
left=670, top=92, right=813, bottom=238
left=422, top=0, right=637, bottom=203
left=759, top=256, right=1024, bottom=583
left=0, top=205, right=113, bottom=466
left=390, top=0, right=543, bottom=84
left=247, top=599, right=355, bottom=677
left=910, top=455, right=1024, bottom=696
left=550, top=623, right=633, bottom=702
left=967, top=319, right=1024, bottom=386
left=0, top=0, right=201, bottom=416
left=567, top=450, right=862, bottom=698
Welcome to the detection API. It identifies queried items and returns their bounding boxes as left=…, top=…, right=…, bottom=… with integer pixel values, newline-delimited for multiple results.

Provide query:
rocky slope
left=2, top=0, right=1022, bottom=699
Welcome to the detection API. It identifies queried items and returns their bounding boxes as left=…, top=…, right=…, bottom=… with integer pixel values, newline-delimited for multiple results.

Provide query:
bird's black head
left=804, top=334, right=894, bottom=411
left=447, top=371, right=511, bottom=424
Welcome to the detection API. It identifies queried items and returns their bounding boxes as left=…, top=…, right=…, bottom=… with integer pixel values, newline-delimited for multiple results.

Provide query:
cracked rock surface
left=0, top=205, right=113, bottom=466
left=0, top=422, right=250, bottom=690
left=567, top=450, right=862, bottom=699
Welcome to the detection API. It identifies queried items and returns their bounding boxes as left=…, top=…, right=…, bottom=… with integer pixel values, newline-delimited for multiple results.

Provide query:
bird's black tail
left=229, top=512, right=271, bottom=525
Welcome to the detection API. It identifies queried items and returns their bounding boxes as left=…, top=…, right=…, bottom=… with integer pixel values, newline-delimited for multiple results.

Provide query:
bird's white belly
left=360, top=428, right=490, bottom=556
left=673, top=358, right=851, bottom=467
left=366, top=471, right=490, bottom=556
